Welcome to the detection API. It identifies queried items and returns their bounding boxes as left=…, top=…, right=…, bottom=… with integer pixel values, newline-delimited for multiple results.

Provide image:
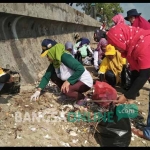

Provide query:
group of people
left=0, top=8, right=150, bottom=143
left=107, top=9, right=150, bottom=141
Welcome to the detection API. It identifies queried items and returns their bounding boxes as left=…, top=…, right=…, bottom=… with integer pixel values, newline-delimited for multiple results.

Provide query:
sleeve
left=38, top=64, right=55, bottom=89
left=121, top=58, right=127, bottom=65
left=93, top=51, right=99, bottom=70
left=124, top=68, right=150, bottom=99
left=61, top=53, right=85, bottom=84
left=98, top=58, right=108, bottom=74
left=137, top=53, right=150, bottom=69
left=87, top=45, right=93, bottom=54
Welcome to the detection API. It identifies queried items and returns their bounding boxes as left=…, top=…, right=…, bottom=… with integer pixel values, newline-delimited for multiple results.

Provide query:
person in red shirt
left=106, top=23, right=150, bottom=141
left=124, top=9, right=150, bottom=30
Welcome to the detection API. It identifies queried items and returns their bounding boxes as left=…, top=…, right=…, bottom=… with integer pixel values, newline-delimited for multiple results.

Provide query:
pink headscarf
left=132, top=16, right=150, bottom=30
left=106, top=24, right=150, bottom=71
left=112, top=14, right=126, bottom=25
left=96, top=38, right=108, bottom=59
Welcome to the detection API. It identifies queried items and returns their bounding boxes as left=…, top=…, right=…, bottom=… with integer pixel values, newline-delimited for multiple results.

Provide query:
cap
left=41, top=39, right=57, bottom=57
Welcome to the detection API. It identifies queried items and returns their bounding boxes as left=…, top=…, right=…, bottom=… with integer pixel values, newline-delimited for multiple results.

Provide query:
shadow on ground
left=0, top=95, right=13, bottom=104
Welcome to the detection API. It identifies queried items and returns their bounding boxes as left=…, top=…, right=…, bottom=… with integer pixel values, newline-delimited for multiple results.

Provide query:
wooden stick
left=88, top=100, right=114, bottom=103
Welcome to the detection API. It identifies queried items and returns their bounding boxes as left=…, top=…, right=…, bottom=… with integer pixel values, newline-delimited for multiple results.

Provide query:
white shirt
left=55, top=61, right=93, bottom=88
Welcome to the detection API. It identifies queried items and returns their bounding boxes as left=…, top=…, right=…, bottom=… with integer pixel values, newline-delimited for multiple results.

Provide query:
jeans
left=105, top=70, right=116, bottom=87
left=143, top=91, right=150, bottom=140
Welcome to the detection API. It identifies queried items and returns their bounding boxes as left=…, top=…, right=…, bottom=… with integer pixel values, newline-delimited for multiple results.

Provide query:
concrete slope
left=0, top=3, right=101, bottom=85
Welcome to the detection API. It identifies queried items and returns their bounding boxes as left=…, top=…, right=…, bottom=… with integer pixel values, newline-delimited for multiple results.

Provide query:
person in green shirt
left=30, top=39, right=93, bottom=108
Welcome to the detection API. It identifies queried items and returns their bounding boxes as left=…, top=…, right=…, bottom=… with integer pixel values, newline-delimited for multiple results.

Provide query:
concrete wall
left=0, top=3, right=101, bottom=85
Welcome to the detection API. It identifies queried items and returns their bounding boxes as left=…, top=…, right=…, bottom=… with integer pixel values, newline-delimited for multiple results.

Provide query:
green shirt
left=38, top=53, right=85, bottom=89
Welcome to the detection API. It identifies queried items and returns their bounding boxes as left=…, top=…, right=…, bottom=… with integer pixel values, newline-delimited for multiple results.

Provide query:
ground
left=0, top=63, right=150, bottom=147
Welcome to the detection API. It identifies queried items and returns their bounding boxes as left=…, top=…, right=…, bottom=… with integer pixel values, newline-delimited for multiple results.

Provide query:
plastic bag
left=83, top=56, right=92, bottom=66
left=94, top=103, right=131, bottom=147
left=121, top=65, right=131, bottom=90
left=92, top=81, right=117, bottom=108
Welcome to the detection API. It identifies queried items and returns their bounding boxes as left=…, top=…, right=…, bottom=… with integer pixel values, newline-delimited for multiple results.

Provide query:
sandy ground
left=0, top=64, right=150, bottom=147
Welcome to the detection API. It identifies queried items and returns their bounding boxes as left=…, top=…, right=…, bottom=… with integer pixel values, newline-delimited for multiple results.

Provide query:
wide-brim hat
left=124, top=9, right=141, bottom=21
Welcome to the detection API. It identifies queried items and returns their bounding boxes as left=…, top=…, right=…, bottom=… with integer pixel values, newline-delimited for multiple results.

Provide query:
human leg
left=105, top=70, right=116, bottom=87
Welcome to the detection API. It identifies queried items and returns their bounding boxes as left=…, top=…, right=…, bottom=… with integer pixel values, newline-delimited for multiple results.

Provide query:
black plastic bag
left=121, top=65, right=131, bottom=90
left=95, top=103, right=131, bottom=147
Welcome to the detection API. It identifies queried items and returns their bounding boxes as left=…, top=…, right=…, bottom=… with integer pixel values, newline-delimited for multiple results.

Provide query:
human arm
left=87, top=45, right=93, bottom=55
left=30, top=64, right=55, bottom=101
left=93, top=51, right=99, bottom=71
left=115, top=68, right=150, bottom=104
left=98, top=58, right=108, bottom=81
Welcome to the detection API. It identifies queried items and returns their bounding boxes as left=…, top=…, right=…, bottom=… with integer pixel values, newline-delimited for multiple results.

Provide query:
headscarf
left=65, top=41, right=73, bottom=50
left=41, top=39, right=57, bottom=57
left=96, top=38, right=108, bottom=59
left=47, top=43, right=69, bottom=68
left=65, top=41, right=73, bottom=54
left=132, top=16, right=150, bottom=30
left=112, top=14, right=126, bottom=25
left=106, top=24, right=150, bottom=70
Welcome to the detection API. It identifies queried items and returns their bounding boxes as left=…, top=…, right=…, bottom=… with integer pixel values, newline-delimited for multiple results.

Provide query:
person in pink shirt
left=112, top=14, right=126, bottom=25
left=106, top=23, right=150, bottom=141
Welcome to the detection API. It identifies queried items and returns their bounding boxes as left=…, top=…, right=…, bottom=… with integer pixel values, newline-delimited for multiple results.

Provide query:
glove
left=30, top=90, right=41, bottom=102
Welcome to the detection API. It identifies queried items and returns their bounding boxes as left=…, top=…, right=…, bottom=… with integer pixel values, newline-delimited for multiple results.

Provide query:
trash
left=72, top=139, right=78, bottom=144
left=131, top=137, right=135, bottom=141
left=72, top=127, right=78, bottom=132
left=8, top=132, right=12, bottom=135
left=142, top=112, right=146, bottom=116
left=38, top=112, right=43, bottom=118
left=138, top=102, right=141, bottom=105
left=29, top=127, right=36, bottom=132
left=83, top=128, right=88, bottom=133
left=69, top=131, right=77, bottom=136
left=43, top=134, right=51, bottom=139
left=17, top=135, right=22, bottom=139
left=92, top=81, right=117, bottom=108
left=60, top=141, right=70, bottom=147
left=47, top=144, right=53, bottom=146
left=7, top=103, right=11, bottom=106
left=95, top=103, right=131, bottom=147
left=59, top=111, right=65, bottom=118
left=142, top=140, right=147, bottom=144
left=49, top=104, right=53, bottom=108
left=61, top=104, right=74, bottom=111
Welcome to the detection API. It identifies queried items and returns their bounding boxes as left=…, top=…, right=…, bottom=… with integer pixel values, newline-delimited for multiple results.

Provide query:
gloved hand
left=30, top=90, right=41, bottom=102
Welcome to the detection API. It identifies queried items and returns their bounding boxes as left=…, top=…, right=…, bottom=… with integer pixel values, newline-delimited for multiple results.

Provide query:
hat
left=41, top=39, right=57, bottom=57
left=65, top=41, right=73, bottom=50
left=124, top=9, right=141, bottom=21
left=105, top=44, right=116, bottom=56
